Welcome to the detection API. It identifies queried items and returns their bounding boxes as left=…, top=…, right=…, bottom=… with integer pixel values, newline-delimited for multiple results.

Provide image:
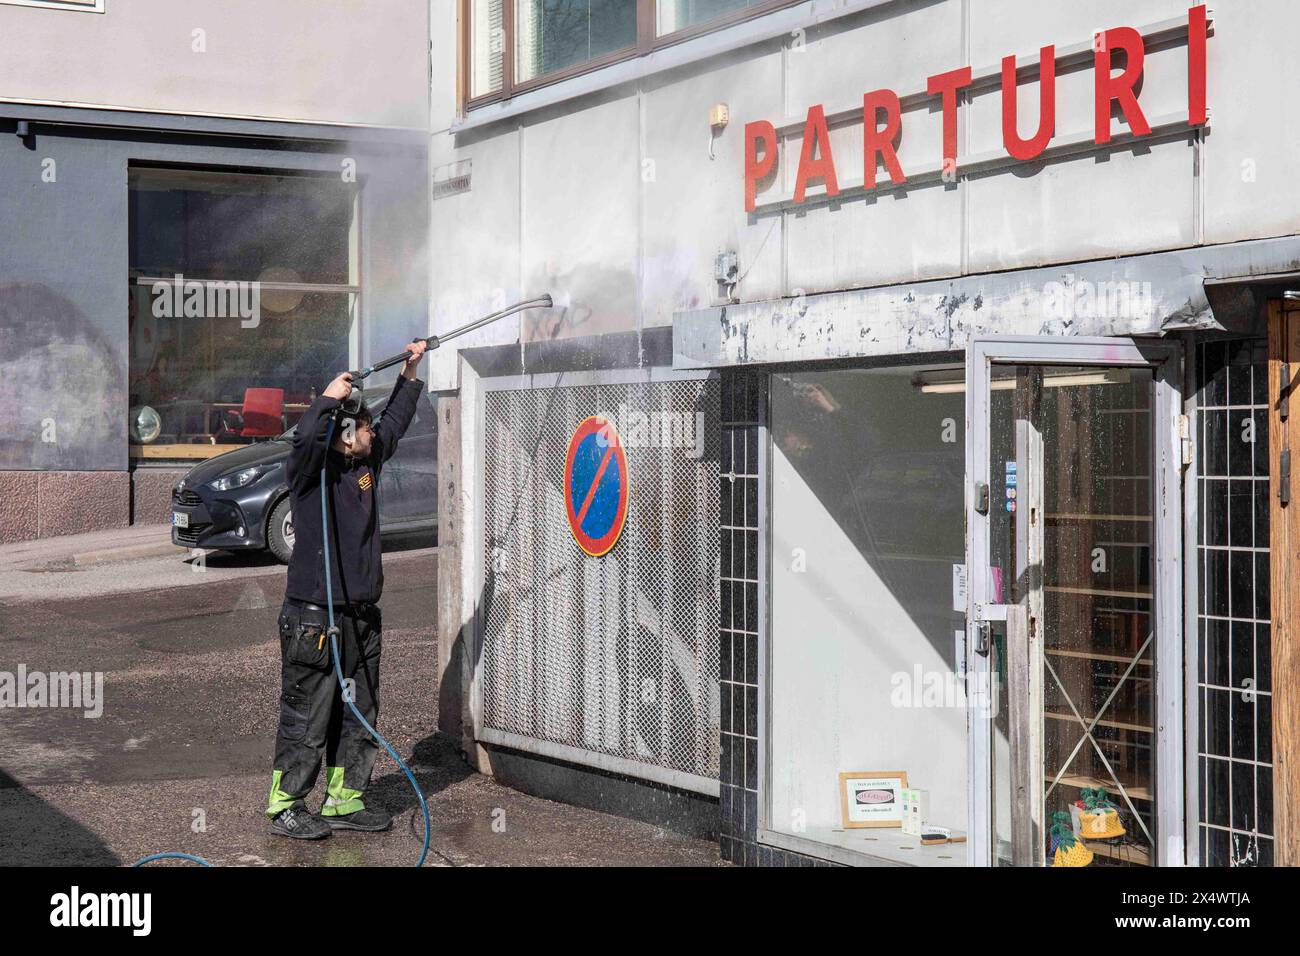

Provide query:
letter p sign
left=744, top=120, right=777, bottom=213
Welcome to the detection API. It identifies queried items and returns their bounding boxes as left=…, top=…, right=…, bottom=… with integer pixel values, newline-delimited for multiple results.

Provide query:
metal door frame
left=964, top=335, right=1185, bottom=866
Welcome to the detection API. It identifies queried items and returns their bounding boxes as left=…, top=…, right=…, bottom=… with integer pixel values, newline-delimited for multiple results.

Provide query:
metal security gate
left=477, top=370, right=721, bottom=794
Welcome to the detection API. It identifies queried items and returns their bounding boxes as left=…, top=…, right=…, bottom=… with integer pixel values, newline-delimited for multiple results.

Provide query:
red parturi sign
left=744, top=4, right=1209, bottom=212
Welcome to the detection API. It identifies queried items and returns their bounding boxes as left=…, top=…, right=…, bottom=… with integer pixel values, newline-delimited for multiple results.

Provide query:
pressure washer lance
left=133, top=294, right=557, bottom=869
left=337, top=294, right=554, bottom=415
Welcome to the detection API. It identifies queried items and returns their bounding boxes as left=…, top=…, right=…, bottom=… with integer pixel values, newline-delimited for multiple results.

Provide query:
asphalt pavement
left=0, top=535, right=724, bottom=867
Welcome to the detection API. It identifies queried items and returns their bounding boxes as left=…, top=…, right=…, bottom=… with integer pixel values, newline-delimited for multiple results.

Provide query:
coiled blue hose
left=321, top=416, right=431, bottom=868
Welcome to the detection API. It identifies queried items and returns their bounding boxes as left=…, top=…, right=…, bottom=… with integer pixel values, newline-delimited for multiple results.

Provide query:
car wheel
left=267, top=497, right=294, bottom=564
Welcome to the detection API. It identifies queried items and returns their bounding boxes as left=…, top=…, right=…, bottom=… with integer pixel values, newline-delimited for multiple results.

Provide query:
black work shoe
left=269, top=806, right=332, bottom=840
left=325, top=806, right=392, bottom=832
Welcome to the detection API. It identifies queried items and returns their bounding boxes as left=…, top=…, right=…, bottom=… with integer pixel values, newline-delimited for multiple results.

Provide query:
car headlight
left=208, top=466, right=263, bottom=492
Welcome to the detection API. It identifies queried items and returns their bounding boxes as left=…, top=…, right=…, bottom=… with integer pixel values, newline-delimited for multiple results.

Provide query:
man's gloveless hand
left=323, top=372, right=354, bottom=401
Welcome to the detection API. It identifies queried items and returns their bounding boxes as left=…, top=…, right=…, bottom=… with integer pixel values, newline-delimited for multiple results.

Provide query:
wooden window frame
left=460, top=0, right=801, bottom=111
left=1268, top=299, right=1300, bottom=866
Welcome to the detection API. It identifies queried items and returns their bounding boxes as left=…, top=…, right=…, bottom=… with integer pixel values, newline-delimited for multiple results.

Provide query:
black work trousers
left=267, top=598, right=382, bottom=817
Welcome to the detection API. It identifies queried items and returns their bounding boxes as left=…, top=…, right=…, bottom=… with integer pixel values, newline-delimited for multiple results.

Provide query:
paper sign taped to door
left=951, top=564, right=967, bottom=613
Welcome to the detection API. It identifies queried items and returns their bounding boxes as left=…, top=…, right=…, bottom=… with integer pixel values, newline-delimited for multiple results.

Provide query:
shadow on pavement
left=0, top=767, right=121, bottom=866
left=366, top=732, right=474, bottom=820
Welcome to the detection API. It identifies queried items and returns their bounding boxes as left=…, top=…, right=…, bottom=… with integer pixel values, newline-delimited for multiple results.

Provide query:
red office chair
left=231, top=388, right=285, bottom=438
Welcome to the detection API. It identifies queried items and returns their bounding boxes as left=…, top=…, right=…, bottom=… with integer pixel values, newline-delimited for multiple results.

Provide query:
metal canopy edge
left=672, top=234, right=1300, bottom=368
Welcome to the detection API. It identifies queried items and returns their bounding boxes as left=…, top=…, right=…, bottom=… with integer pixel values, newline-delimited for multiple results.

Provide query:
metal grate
left=481, top=378, right=721, bottom=789
left=1196, top=338, right=1274, bottom=866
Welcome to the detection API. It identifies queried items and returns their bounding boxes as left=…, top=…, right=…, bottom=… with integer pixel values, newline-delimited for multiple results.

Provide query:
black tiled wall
left=718, top=370, right=837, bottom=867
left=1197, top=338, right=1275, bottom=866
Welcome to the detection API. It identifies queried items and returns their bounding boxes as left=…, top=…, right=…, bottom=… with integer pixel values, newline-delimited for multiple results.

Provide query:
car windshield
left=278, top=389, right=390, bottom=439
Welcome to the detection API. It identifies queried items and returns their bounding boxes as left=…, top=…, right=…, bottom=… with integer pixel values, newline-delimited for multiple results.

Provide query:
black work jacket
left=284, top=376, right=422, bottom=607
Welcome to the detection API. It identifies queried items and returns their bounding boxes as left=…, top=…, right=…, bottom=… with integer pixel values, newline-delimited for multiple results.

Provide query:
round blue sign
left=564, top=416, right=629, bottom=556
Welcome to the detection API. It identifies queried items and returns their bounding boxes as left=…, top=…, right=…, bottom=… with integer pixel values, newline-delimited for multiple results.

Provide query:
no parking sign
left=564, top=416, right=629, bottom=556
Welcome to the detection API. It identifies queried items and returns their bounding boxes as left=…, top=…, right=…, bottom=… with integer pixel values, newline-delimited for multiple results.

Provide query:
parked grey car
left=169, top=386, right=437, bottom=562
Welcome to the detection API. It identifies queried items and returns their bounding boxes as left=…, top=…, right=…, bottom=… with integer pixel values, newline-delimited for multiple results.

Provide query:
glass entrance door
left=965, top=337, right=1185, bottom=867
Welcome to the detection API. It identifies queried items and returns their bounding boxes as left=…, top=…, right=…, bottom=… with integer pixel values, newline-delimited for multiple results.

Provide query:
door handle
left=973, top=621, right=991, bottom=657
left=1281, top=362, right=1290, bottom=423
left=1281, top=449, right=1291, bottom=506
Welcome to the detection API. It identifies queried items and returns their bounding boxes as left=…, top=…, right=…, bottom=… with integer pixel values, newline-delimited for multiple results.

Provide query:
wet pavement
left=0, top=545, right=724, bottom=867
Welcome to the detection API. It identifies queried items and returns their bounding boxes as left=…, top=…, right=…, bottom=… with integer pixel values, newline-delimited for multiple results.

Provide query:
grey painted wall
left=0, top=108, right=428, bottom=472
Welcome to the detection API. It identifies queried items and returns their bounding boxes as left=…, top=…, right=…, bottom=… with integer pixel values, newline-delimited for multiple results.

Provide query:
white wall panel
left=1201, top=0, right=1300, bottom=245
left=642, top=50, right=786, bottom=325
left=428, top=127, right=522, bottom=391
left=519, top=95, right=641, bottom=343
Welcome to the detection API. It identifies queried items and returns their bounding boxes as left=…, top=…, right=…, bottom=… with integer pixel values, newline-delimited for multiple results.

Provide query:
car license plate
left=172, top=511, right=189, bottom=529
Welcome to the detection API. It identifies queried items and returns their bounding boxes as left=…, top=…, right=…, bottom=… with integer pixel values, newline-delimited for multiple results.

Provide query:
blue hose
left=321, top=417, right=431, bottom=868
left=132, top=852, right=213, bottom=867
left=133, top=417, right=431, bottom=869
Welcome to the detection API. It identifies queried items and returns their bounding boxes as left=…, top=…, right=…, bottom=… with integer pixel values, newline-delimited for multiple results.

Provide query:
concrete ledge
left=0, top=523, right=172, bottom=572
left=73, top=537, right=179, bottom=567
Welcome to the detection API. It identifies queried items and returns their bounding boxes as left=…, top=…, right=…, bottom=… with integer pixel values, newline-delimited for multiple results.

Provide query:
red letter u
left=1002, top=45, right=1056, bottom=161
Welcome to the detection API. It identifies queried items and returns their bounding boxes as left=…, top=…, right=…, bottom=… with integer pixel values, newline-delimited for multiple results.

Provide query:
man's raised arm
left=287, top=372, right=353, bottom=490
left=372, top=340, right=428, bottom=464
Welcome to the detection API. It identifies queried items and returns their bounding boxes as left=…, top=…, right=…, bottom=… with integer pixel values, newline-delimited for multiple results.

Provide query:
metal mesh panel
left=482, top=378, right=721, bottom=784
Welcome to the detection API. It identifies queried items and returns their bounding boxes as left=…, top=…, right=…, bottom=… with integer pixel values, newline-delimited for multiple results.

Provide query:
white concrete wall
left=0, top=0, right=429, bottom=127
left=429, top=0, right=1300, bottom=389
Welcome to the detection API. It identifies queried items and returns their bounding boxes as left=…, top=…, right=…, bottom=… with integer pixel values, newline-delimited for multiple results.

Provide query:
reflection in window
left=515, top=0, right=638, bottom=84
left=466, top=0, right=802, bottom=104
left=656, top=0, right=765, bottom=35
left=470, top=0, right=506, bottom=98
left=127, top=167, right=358, bottom=462
left=769, top=365, right=969, bottom=865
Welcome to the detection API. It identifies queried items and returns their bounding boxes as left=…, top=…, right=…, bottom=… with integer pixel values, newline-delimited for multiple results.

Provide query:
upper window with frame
left=0, top=0, right=105, bottom=11
left=465, top=0, right=800, bottom=106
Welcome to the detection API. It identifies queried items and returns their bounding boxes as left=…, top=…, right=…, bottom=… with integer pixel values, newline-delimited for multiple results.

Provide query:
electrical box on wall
left=713, top=251, right=738, bottom=284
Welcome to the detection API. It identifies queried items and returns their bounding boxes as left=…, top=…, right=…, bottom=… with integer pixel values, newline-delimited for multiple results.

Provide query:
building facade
left=432, top=0, right=1299, bottom=867
left=0, top=0, right=430, bottom=540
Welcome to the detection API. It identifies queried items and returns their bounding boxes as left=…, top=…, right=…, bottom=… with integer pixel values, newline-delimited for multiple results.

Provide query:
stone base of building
left=130, top=468, right=187, bottom=525
left=0, top=471, right=130, bottom=543
left=0, top=469, right=188, bottom=542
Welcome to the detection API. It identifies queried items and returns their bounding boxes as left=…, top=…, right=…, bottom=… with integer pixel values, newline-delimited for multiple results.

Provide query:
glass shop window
left=768, top=364, right=969, bottom=865
left=127, top=167, right=358, bottom=462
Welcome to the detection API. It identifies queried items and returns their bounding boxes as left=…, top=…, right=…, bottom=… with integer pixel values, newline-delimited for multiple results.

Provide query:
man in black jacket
left=265, top=341, right=427, bottom=840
